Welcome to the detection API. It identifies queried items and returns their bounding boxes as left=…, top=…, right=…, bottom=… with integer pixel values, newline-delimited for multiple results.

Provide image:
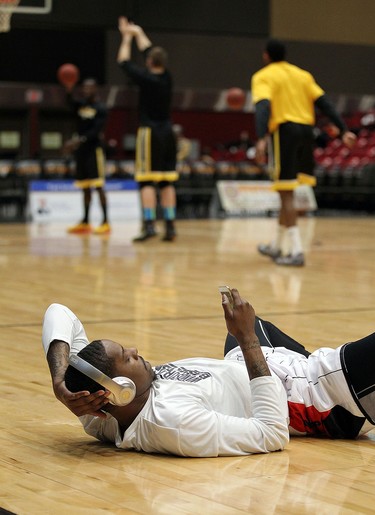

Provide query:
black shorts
left=270, top=122, right=316, bottom=191
left=135, top=122, right=178, bottom=183
left=74, top=145, right=105, bottom=188
left=341, top=332, right=375, bottom=424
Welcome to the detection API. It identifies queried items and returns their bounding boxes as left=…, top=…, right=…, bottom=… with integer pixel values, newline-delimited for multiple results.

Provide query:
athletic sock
left=163, top=206, right=176, bottom=221
left=143, top=208, right=156, bottom=221
left=274, top=225, right=286, bottom=251
left=287, top=226, right=303, bottom=256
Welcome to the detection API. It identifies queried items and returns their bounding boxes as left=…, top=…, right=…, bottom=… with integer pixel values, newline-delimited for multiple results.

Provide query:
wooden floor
left=2, top=215, right=375, bottom=514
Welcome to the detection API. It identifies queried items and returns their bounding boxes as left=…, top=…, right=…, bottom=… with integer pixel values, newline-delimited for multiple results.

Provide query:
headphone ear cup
left=108, top=376, right=136, bottom=406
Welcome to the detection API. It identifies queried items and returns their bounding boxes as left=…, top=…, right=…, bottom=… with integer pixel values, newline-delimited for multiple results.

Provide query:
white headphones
left=68, top=354, right=136, bottom=406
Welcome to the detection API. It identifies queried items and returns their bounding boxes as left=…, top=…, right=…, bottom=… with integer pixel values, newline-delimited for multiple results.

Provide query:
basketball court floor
left=2, top=215, right=375, bottom=514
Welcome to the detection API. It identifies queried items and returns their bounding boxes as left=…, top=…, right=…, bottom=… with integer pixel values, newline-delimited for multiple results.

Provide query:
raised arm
left=117, top=16, right=134, bottom=63
left=42, top=303, right=109, bottom=417
left=132, top=23, right=152, bottom=52
left=217, top=288, right=289, bottom=455
left=221, top=288, right=271, bottom=380
left=117, top=17, right=152, bottom=62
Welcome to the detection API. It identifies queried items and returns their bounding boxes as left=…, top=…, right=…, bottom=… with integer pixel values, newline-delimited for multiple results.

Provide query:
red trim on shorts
left=288, top=401, right=331, bottom=436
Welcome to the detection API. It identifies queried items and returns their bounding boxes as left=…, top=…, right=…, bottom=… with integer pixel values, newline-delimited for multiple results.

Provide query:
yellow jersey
left=251, top=61, right=324, bottom=133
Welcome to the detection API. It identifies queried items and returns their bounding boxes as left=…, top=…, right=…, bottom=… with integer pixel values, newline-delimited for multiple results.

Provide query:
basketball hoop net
left=0, top=0, right=20, bottom=32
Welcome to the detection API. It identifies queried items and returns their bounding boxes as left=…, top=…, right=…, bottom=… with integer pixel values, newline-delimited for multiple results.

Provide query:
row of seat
left=314, top=162, right=375, bottom=211
left=314, top=128, right=375, bottom=170
left=0, top=158, right=269, bottom=182
left=0, top=159, right=134, bottom=179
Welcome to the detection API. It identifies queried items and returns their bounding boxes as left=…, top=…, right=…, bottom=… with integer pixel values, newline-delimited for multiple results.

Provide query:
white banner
left=217, top=181, right=317, bottom=215
left=29, top=180, right=141, bottom=223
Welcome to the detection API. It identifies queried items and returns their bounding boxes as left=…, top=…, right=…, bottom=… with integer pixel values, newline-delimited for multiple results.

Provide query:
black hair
left=265, top=39, right=286, bottom=62
left=65, top=339, right=114, bottom=394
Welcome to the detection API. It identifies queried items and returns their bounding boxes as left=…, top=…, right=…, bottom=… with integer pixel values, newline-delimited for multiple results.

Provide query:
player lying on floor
left=42, top=288, right=375, bottom=457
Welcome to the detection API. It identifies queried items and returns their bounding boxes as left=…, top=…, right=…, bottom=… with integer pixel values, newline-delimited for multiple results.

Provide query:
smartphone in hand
left=218, top=285, right=234, bottom=308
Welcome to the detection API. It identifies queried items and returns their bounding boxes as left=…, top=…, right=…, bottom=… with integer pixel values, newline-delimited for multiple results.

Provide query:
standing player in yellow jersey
left=252, top=39, right=356, bottom=266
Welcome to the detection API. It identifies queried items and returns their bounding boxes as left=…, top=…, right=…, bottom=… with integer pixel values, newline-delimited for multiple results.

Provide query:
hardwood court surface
left=1, top=216, right=375, bottom=514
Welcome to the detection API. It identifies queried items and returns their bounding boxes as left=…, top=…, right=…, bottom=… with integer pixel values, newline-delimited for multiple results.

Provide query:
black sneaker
left=133, top=223, right=157, bottom=242
left=162, top=224, right=177, bottom=242
left=275, top=253, right=305, bottom=267
left=257, top=244, right=281, bottom=259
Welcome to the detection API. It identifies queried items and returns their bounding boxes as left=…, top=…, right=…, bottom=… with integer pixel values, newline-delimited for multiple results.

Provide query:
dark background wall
left=107, top=32, right=374, bottom=95
left=0, top=0, right=374, bottom=95
left=0, top=0, right=373, bottom=158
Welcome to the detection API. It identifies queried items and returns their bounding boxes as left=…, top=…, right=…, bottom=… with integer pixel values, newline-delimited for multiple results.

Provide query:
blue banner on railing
left=30, top=179, right=139, bottom=192
left=29, top=180, right=141, bottom=223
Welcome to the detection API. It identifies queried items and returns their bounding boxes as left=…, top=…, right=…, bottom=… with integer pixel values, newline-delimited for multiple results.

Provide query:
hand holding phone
left=218, top=285, right=234, bottom=308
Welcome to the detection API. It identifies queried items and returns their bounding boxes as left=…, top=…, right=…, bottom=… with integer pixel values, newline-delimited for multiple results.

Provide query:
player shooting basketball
left=117, top=16, right=178, bottom=242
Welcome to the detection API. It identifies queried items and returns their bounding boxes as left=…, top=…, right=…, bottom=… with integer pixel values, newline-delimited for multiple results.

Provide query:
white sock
left=272, top=225, right=285, bottom=250
left=287, top=226, right=303, bottom=256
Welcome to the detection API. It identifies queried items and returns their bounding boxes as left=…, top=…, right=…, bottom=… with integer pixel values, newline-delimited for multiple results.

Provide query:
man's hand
left=342, top=130, right=357, bottom=148
left=54, top=380, right=110, bottom=419
left=221, top=288, right=256, bottom=344
left=62, top=138, right=80, bottom=155
left=118, top=16, right=141, bottom=36
left=255, top=138, right=267, bottom=164
left=118, top=16, right=130, bottom=36
left=221, top=287, right=271, bottom=379
left=47, top=340, right=110, bottom=419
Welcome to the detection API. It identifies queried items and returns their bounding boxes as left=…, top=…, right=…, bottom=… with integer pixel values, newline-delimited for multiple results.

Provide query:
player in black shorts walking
left=64, top=78, right=110, bottom=235
left=251, top=39, right=356, bottom=266
left=117, top=16, right=178, bottom=242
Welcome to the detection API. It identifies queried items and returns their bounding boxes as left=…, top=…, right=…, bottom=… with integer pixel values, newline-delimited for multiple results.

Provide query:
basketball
left=226, top=87, right=246, bottom=110
left=57, top=63, right=80, bottom=87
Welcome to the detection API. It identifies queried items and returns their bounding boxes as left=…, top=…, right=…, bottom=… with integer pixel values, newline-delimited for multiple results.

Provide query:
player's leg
left=133, top=127, right=159, bottom=241
left=96, top=187, right=108, bottom=224
left=276, top=189, right=304, bottom=264
left=92, top=147, right=111, bottom=234
left=341, top=332, right=375, bottom=425
left=293, top=345, right=370, bottom=438
left=82, top=188, right=92, bottom=224
left=67, top=150, right=93, bottom=234
left=133, top=182, right=158, bottom=242
left=273, top=123, right=305, bottom=266
left=159, top=181, right=177, bottom=241
left=257, top=128, right=290, bottom=260
left=160, top=125, right=178, bottom=241
left=257, top=317, right=311, bottom=356
left=296, top=124, right=317, bottom=188
left=224, top=316, right=310, bottom=356
left=93, top=187, right=111, bottom=234
left=67, top=187, right=92, bottom=234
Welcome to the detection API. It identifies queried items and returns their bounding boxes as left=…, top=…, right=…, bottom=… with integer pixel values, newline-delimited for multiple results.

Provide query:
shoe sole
left=275, top=258, right=305, bottom=267
left=68, top=229, right=92, bottom=234
left=258, top=247, right=281, bottom=259
left=275, top=262, right=305, bottom=267
left=133, top=234, right=157, bottom=242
